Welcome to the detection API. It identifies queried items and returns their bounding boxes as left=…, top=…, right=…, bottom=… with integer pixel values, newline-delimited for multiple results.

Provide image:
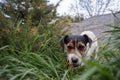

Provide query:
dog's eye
left=67, top=46, right=74, bottom=49
left=77, top=45, right=84, bottom=50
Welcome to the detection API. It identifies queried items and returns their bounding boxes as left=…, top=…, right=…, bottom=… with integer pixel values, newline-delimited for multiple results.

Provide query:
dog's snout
left=72, top=57, right=78, bottom=63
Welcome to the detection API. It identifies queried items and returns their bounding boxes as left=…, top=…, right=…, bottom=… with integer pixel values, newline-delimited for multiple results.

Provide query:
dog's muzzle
left=67, top=52, right=82, bottom=68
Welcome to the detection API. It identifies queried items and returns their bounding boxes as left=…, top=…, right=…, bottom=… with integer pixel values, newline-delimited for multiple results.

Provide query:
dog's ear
left=83, top=34, right=92, bottom=44
left=60, top=35, right=69, bottom=47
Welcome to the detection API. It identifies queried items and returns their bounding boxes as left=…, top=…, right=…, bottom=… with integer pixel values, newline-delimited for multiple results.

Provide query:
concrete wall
left=69, top=13, right=120, bottom=41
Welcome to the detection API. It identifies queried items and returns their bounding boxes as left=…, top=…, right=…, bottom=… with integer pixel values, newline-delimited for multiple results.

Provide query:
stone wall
left=69, top=13, right=120, bottom=42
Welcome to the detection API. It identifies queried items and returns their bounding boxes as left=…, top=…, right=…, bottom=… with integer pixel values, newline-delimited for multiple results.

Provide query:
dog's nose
left=72, top=57, right=78, bottom=63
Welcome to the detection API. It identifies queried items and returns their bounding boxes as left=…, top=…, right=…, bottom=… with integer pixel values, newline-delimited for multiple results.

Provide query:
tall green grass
left=0, top=18, right=66, bottom=80
left=0, top=18, right=120, bottom=80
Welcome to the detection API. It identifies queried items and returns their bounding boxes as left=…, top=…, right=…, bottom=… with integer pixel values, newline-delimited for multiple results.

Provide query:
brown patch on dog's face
left=65, top=41, right=86, bottom=55
left=60, top=35, right=89, bottom=55
left=65, top=40, right=75, bottom=54
left=77, top=42, right=87, bottom=55
left=65, top=40, right=86, bottom=55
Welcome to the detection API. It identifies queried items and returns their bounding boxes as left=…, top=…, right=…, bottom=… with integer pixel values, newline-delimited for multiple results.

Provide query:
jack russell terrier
left=60, top=31, right=98, bottom=69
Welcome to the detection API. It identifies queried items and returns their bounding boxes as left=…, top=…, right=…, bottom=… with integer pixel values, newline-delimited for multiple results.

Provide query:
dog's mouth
left=66, top=60, right=79, bottom=69
left=72, top=63, right=79, bottom=67
left=68, top=63, right=79, bottom=69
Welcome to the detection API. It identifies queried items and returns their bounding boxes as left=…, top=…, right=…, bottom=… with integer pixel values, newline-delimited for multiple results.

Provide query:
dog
left=60, top=31, right=98, bottom=69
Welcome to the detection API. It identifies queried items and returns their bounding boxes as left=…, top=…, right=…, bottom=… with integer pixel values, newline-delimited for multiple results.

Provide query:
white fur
left=80, top=31, right=98, bottom=60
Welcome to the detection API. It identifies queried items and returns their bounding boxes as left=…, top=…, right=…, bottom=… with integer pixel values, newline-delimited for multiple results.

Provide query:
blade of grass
left=20, top=69, right=33, bottom=80
left=47, top=57, right=60, bottom=79
left=0, top=45, right=9, bottom=51
left=61, top=70, right=69, bottom=80
left=74, top=67, right=97, bottom=80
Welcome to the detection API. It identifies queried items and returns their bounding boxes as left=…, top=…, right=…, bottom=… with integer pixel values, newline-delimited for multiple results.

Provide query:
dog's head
left=60, top=35, right=92, bottom=68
